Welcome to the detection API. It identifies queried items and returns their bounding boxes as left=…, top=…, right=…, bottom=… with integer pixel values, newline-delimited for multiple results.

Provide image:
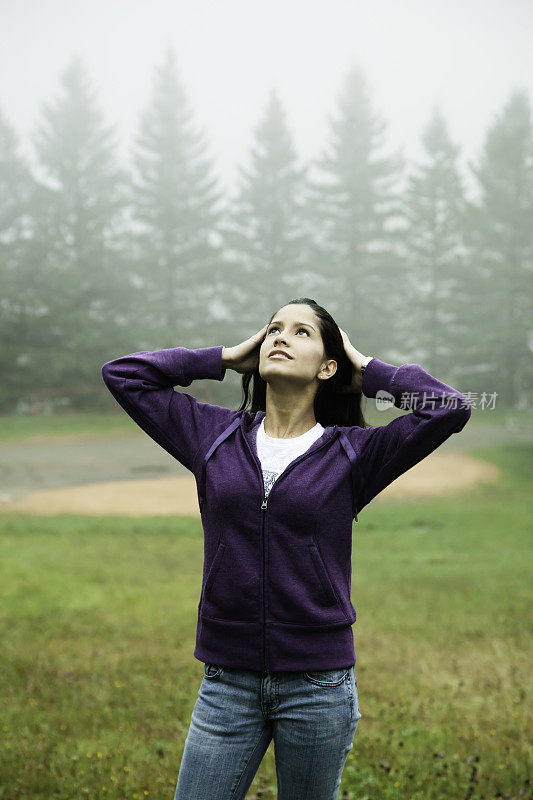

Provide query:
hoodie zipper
left=242, top=426, right=339, bottom=672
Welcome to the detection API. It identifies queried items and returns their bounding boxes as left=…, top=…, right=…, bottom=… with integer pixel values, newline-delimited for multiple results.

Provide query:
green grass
left=362, top=402, right=533, bottom=429
left=0, top=411, right=136, bottom=442
left=0, top=404, right=532, bottom=442
left=0, top=443, right=531, bottom=799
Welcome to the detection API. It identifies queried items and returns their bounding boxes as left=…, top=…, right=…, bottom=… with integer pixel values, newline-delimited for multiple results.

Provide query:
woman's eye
left=268, top=327, right=308, bottom=335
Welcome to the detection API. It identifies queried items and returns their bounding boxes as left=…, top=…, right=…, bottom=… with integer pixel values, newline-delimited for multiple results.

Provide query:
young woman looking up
left=101, top=296, right=471, bottom=800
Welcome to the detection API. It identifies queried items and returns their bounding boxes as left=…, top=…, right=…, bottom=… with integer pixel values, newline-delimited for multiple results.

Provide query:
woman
left=101, top=296, right=472, bottom=800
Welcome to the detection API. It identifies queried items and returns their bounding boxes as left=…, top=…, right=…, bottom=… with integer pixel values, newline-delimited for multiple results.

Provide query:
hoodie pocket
left=204, top=541, right=226, bottom=602
left=267, top=534, right=351, bottom=627
left=201, top=539, right=260, bottom=622
left=308, top=543, right=339, bottom=607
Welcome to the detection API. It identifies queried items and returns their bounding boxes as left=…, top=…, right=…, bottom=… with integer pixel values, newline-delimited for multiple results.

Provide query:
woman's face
left=259, top=304, right=337, bottom=387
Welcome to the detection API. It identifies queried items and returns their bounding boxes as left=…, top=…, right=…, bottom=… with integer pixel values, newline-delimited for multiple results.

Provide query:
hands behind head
left=222, top=324, right=367, bottom=394
left=337, top=328, right=367, bottom=395
left=222, top=325, right=268, bottom=374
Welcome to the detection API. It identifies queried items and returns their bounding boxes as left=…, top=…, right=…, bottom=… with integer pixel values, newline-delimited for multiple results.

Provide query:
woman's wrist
left=347, top=347, right=371, bottom=372
left=221, top=346, right=233, bottom=369
left=360, top=355, right=373, bottom=373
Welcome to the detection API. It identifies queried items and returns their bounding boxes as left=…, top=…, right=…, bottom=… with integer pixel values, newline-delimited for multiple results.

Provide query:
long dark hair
left=238, top=297, right=369, bottom=428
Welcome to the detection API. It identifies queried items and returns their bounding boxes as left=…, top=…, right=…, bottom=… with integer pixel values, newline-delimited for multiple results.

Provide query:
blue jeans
left=173, top=663, right=362, bottom=800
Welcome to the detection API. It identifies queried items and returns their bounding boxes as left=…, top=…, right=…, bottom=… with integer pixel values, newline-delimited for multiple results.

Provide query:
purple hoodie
left=101, top=345, right=471, bottom=672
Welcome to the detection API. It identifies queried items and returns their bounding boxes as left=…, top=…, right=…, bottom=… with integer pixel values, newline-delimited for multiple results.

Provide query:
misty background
left=1, top=0, right=532, bottom=414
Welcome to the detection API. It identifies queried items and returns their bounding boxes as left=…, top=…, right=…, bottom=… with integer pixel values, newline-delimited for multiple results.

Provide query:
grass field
left=0, top=441, right=531, bottom=799
left=0, top=405, right=532, bottom=442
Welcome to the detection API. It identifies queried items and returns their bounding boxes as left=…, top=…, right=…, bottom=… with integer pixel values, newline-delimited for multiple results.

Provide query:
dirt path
left=0, top=427, right=501, bottom=515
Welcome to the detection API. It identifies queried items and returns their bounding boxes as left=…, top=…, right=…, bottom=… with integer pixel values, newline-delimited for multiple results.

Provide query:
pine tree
left=0, top=110, right=38, bottom=410
left=465, top=89, right=533, bottom=408
left=129, top=45, right=225, bottom=348
left=29, top=54, right=132, bottom=406
left=304, top=64, right=405, bottom=358
left=401, top=105, right=469, bottom=383
left=218, top=85, right=311, bottom=342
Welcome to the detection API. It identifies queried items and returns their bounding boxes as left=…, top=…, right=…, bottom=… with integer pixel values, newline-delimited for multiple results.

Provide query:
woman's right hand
left=222, top=325, right=269, bottom=374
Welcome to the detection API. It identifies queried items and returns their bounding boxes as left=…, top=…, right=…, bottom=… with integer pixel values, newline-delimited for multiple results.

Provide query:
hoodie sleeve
left=348, top=357, right=472, bottom=516
left=101, top=345, right=241, bottom=473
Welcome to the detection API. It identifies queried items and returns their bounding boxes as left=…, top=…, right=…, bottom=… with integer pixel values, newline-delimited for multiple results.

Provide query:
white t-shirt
left=256, top=418, right=325, bottom=498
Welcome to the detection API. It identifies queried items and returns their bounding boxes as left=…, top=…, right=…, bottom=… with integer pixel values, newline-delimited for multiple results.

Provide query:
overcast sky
left=2, top=0, right=532, bottom=197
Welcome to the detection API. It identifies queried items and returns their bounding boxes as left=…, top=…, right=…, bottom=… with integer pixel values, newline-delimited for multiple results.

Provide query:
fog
left=1, top=0, right=532, bottom=413
left=3, top=0, right=532, bottom=193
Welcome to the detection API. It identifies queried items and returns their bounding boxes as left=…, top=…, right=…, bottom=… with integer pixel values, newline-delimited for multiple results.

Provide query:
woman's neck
left=263, top=413, right=318, bottom=439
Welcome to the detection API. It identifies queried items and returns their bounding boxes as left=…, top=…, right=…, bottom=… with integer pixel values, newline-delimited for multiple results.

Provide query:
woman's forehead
left=271, top=305, right=315, bottom=323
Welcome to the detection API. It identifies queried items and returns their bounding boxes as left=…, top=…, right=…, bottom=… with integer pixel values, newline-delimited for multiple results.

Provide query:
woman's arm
left=347, top=357, right=472, bottom=516
left=101, top=345, right=240, bottom=472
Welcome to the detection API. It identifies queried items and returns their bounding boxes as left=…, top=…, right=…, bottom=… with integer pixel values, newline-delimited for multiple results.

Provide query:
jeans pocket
left=203, top=663, right=223, bottom=679
left=303, top=668, right=350, bottom=686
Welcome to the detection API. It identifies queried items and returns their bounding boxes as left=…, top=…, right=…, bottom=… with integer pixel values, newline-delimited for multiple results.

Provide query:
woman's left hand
left=337, top=328, right=368, bottom=394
